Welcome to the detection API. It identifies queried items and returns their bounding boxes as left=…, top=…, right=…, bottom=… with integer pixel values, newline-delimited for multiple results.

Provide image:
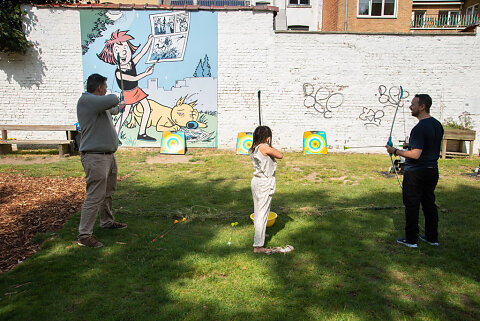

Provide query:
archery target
left=303, top=131, right=327, bottom=155
left=236, top=132, right=253, bottom=155
left=160, top=131, right=186, bottom=155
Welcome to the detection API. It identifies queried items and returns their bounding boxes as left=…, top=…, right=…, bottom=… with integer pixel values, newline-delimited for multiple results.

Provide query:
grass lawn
left=0, top=149, right=479, bottom=321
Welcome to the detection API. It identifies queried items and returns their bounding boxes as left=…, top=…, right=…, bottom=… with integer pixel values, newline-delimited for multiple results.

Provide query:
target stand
left=160, top=131, right=186, bottom=155
left=236, top=132, right=253, bottom=155
left=303, top=131, right=327, bottom=155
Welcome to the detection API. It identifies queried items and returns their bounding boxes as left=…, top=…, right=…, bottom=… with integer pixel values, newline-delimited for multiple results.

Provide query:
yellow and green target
left=236, top=132, right=253, bottom=155
left=303, top=131, right=327, bottom=155
left=160, top=131, right=186, bottom=155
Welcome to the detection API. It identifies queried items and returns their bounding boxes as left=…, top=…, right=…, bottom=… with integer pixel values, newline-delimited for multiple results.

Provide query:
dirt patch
left=329, top=174, right=358, bottom=185
left=305, top=172, right=321, bottom=181
left=330, top=175, right=347, bottom=181
left=146, top=155, right=198, bottom=164
left=0, top=173, right=85, bottom=273
left=0, top=156, right=63, bottom=165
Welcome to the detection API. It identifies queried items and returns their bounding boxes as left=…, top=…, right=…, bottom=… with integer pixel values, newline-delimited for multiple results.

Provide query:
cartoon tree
left=193, top=59, right=203, bottom=77
left=81, top=10, right=114, bottom=55
left=203, top=54, right=211, bottom=77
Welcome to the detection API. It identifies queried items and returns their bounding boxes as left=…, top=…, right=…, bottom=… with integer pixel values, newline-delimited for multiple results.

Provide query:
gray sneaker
left=78, top=236, right=103, bottom=248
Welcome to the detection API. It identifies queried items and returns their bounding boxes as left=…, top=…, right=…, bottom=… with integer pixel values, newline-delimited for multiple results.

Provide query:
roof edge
left=32, top=3, right=279, bottom=12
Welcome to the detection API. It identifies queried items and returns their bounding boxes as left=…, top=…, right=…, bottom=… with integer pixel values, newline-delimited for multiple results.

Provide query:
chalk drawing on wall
left=148, top=12, right=190, bottom=62
left=303, top=83, right=344, bottom=119
left=160, top=131, right=186, bottom=155
left=303, top=131, right=328, bottom=155
left=359, top=85, right=409, bottom=127
left=359, top=107, right=385, bottom=127
left=236, top=132, right=253, bottom=155
left=377, top=85, right=408, bottom=107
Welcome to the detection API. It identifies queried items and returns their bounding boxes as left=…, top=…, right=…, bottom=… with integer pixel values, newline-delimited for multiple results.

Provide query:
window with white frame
left=289, top=0, right=310, bottom=5
left=358, top=0, right=396, bottom=17
left=438, top=10, right=460, bottom=26
left=412, top=10, right=426, bottom=28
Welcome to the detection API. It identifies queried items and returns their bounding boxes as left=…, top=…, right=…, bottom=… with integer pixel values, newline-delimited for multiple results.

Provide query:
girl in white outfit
left=249, top=126, right=283, bottom=254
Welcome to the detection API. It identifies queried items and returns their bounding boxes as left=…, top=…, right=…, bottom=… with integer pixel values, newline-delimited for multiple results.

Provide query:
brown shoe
left=78, top=236, right=103, bottom=248
left=102, top=221, right=127, bottom=230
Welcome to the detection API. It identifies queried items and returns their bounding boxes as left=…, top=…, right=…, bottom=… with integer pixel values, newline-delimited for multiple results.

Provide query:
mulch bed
left=0, top=173, right=85, bottom=273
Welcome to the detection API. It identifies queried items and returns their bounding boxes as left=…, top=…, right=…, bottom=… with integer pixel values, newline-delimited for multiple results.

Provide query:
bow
left=387, top=86, right=404, bottom=189
left=116, top=52, right=125, bottom=104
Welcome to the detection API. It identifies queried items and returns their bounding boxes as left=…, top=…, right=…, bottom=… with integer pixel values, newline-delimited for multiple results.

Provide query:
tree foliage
left=0, top=1, right=75, bottom=55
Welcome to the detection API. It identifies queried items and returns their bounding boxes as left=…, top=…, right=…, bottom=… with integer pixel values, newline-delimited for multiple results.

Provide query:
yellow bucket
left=250, top=212, right=277, bottom=227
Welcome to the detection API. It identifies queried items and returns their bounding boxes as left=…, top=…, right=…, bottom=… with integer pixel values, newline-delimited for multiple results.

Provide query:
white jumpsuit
left=250, top=144, right=277, bottom=247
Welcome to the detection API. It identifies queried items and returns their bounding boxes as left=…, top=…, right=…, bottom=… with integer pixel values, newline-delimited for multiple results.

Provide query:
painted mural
left=80, top=10, right=218, bottom=147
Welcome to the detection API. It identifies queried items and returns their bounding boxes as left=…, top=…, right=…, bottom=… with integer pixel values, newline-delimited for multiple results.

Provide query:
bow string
left=387, top=86, right=404, bottom=189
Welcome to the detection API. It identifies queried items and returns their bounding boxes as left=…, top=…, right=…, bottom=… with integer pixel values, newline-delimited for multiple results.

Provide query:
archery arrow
left=344, top=145, right=403, bottom=150
left=152, top=218, right=187, bottom=242
left=227, top=222, right=238, bottom=246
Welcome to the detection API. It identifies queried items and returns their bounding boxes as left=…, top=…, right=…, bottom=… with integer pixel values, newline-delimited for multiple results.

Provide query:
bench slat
left=0, top=125, right=77, bottom=131
left=0, top=140, right=73, bottom=145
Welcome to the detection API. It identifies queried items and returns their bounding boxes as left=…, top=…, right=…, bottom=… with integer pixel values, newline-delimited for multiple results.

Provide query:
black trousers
left=402, top=168, right=439, bottom=244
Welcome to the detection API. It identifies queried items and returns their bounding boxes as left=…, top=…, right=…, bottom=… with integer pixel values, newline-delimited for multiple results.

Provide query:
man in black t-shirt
left=386, top=94, right=444, bottom=248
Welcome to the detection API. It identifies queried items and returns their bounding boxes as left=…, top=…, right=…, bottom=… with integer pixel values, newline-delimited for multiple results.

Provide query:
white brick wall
left=1, top=7, right=479, bottom=153
left=0, top=6, right=83, bottom=140
left=218, top=14, right=480, bottom=153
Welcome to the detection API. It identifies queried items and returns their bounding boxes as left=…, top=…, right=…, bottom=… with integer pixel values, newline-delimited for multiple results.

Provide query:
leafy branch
left=0, top=1, right=76, bottom=55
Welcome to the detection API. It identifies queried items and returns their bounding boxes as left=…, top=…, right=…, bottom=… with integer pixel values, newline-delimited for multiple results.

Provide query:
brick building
left=323, top=0, right=413, bottom=32
left=96, top=0, right=479, bottom=32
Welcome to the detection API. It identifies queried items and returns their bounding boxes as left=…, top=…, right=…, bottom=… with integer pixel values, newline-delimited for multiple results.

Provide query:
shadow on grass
left=0, top=175, right=479, bottom=320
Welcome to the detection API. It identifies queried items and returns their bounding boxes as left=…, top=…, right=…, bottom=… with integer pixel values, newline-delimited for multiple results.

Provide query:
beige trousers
left=252, top=176, right=275, bottom=247
left=78, top=153, right=117, bottom=239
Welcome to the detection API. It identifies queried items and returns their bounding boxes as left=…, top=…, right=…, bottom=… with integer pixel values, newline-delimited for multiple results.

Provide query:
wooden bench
left=0, top=125, right=77, bottom=157
left=441, top=128, right=476, bottom=159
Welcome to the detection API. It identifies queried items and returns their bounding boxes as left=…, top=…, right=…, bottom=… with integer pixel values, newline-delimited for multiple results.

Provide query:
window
left=288, top=25, right=309, bottom=31
left=412, top=10, right=426, bottom=28
left=358, top=0, right=396, bottom=17
left=289, top=0, right=310, bottom=5
left=438, top=11, right=460, bottom=26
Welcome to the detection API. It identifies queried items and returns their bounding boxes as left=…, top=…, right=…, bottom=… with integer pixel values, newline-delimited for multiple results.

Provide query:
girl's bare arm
left=132, top=35, right=154, bottom=65
left=259, top=144, right=283, bottom=159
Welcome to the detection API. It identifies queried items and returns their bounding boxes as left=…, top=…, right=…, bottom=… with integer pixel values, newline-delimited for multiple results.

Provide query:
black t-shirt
left=405, top=117, right=444, bottom=171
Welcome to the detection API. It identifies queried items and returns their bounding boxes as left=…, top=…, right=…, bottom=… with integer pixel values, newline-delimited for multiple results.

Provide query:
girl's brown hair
left=250, top=126, right=272, bottom=153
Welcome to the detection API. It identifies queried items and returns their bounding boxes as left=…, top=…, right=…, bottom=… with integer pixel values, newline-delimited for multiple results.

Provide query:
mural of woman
left=97, top=30, right=156, bottom=141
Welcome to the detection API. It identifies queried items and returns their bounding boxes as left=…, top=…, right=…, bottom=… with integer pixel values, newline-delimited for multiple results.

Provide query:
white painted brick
left=0, top=7, right=478, bottom=153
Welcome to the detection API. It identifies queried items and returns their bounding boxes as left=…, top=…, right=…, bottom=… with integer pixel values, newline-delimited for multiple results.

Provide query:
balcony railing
left=170, top=0, right=249, bottom=5
left=170, top=0, right=194, bottom=4
left=411, top=14, right=480, bottom=29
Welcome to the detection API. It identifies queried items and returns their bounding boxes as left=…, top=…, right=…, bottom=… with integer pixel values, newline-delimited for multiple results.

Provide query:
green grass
left=0, top=149, right=479, bottom=321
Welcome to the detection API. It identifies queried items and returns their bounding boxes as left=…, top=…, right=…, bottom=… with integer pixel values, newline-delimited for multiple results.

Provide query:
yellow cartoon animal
left=127, top=96, right=207, bottom=132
